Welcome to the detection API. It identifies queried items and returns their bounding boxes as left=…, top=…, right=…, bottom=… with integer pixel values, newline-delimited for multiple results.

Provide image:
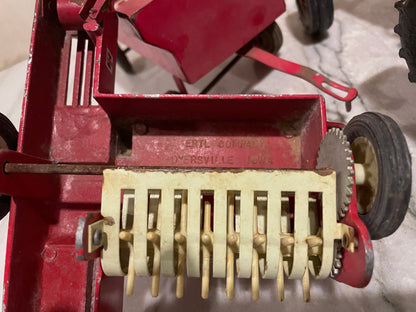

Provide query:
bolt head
left=93, top=229, right=103, bottom=245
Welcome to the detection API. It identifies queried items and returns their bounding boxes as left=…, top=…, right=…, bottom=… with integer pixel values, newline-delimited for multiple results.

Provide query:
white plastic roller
left=97, top=168, right=355, bottom=301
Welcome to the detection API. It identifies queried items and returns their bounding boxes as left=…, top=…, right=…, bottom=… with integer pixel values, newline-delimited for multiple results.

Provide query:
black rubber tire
left=0, top=113, right=18, bottom=151
left=296, top=0, right=334, bottom=36
left=255, top=22, right=283, bottom=55
left=344, top=112, right=411, bottom=240
left=394, top=0, right=416, bottom=82
left=0, top=113, right=18, bottom=220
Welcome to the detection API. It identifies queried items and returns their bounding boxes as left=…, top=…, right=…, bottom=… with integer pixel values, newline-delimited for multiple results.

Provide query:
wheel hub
left=351, top=137, right=379, bottom=215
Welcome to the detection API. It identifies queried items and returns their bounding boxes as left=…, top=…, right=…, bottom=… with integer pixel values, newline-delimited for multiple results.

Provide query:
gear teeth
left=342, top=204, right=349, bottom=212
left=317, top=128, right=354, bottom=219
left=337, top=129, right=343, bottom=140
left=331, top=241, right=343, bottom=278
left=347, top=174, right=354, bottom=185
left=346, top=148, right=352, bottom=157
left=334, top=259, right=342, bottom=269
left=330, top=268, right=339, bottom=277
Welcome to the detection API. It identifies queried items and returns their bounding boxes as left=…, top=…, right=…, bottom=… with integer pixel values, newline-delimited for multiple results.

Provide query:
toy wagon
left=0, top=0, right=411, bottom=311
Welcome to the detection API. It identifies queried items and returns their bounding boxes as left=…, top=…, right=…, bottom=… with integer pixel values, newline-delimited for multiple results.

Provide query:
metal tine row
left=227, top=192, right=288, bottom=301
left=119, top=190, right=320, bottom=301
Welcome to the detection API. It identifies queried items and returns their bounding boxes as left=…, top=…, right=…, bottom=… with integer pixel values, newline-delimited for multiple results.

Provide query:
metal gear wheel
left=316, top=128, right=354, bottom=219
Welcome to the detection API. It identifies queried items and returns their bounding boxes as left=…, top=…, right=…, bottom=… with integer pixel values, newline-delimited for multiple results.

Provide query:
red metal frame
left=58, top=0, right=357, bottom=103
left=1, top=0, right=371, bottom=311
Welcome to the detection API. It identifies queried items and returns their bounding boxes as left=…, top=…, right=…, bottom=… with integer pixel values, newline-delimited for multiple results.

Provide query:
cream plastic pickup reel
left=87, top=168, right=355, bottom=302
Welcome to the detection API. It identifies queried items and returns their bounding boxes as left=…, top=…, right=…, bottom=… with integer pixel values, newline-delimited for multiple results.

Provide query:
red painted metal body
left=1, top=0, right=371, bottom=311
left=57, top=0, right=356, bottom=103
left=118, top=0, right=285, bottom=83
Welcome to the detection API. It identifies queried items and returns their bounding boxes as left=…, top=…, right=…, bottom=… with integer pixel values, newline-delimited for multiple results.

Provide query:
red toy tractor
left=0, top=0, right=411, bottom=311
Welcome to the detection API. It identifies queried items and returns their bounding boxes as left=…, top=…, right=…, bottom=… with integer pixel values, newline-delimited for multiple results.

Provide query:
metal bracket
left=244, top=46, right=358, bottom=107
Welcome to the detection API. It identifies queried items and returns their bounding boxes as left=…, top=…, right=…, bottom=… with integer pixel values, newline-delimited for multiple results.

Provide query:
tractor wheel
left=344, top=112, right=411, bottom=239
left=256, top=22, right=283, bottom=55
left=0, top=113, right=18, bottom=220
left=395, top=0, right=416, bottom=82
left=296, top=0, right=334, bottom=36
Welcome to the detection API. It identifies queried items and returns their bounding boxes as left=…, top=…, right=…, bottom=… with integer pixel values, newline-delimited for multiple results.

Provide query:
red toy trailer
left=0, top=0, right=411, bottom=311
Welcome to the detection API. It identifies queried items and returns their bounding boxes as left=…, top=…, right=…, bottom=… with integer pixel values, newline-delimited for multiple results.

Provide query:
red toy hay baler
left=0, top=0, right=411, bottom=311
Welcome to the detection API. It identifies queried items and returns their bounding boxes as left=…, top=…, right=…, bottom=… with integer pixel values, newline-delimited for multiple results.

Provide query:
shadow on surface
left=285, top=12, right=330, bottom=46
left=123, top=274, right=415, bottom=312
left=335, top=0, right=398, bottom=30
left=358, top=66, right=416, bottom=142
